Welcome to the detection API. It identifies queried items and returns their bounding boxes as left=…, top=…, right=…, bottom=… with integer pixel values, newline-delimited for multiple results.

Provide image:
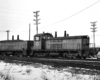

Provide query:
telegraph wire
left=40, top=0, right=100, bottom=29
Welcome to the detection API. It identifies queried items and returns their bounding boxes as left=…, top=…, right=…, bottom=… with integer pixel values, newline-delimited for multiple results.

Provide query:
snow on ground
left=0, top=60, right=100, bottom=80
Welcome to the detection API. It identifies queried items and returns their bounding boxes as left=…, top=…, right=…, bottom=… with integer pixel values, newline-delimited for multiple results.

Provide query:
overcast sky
left=0, top=0, right=100, bottom=46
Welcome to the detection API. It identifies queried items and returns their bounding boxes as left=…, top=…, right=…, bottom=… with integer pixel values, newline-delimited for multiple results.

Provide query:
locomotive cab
left=33, top=33, right=53, bottom=50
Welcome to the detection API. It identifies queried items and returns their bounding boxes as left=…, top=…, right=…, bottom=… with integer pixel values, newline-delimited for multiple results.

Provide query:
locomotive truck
left=0, top=31, right=90, bottom=59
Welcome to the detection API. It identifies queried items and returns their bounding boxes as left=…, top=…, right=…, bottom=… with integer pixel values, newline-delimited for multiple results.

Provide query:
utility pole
left=90, top=21, right=97, bottom=55
left=33, top=11, right=40, bottom=34
left=29, top=23, right=31, bottom=41
left=6, top=30, right=10, bottom=40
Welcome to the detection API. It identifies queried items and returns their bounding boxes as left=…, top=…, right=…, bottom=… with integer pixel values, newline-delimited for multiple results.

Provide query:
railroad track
left=1, top=56, right=100, bottom=70
left=0, top=55, right=100, bottom=63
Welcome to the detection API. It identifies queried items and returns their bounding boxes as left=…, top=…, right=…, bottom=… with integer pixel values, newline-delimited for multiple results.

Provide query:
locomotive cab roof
left=34, top=33, right=53, bottom=40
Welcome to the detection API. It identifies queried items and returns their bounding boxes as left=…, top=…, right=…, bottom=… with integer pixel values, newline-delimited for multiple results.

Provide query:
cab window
left=35, top=37, right=40, bottom=41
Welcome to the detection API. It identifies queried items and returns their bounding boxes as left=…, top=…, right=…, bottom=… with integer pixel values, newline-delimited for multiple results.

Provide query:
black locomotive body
left=31, top=31, right=89, bottom=59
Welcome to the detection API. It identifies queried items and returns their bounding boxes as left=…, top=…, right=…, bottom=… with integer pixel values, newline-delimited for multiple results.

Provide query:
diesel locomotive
left=31, top=31, right=89, bottom=59
left=0, top=31, right=90, bottom=59
left=0, top=35, right=33, bottom=57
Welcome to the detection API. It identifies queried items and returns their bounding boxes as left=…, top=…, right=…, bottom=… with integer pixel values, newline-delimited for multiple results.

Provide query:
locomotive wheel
left=72, top=56, right=76, bottom=59
left=34, top=52, right=37, bottom=57
left=1, top=52, right=6, bottom=56
left=15, top=52, right=23, bottom=57
left=45, top=53, right=49, bottom=57
left=14, top=52, right=19, bottom=57
left=76, top=56, right=81, bottom=59
left=63, top=53, right=66, bottom=58
left=63, top=53, right=69, bottom=58
left=83, top=56, right=86, bottom=59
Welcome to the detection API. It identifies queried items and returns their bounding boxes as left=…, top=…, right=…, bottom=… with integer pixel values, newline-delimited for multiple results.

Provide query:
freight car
left=0, top=35, right=33, bottom=57
left=31, top=31, right=90, bottom=59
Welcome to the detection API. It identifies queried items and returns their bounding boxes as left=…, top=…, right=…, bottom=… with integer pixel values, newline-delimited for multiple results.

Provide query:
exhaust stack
left=17, top=35, right=19, bottom=40
left=43, top=31, right=45, bottom=34
left=64, top=31, right=69, bottom=37
left=12, top=35, right=14, bottom=40
left=55, top=31, right=57, bottom=38
left=67, top=34, right=69, bottom=36
left=64, top=31, right=66, bottom=37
